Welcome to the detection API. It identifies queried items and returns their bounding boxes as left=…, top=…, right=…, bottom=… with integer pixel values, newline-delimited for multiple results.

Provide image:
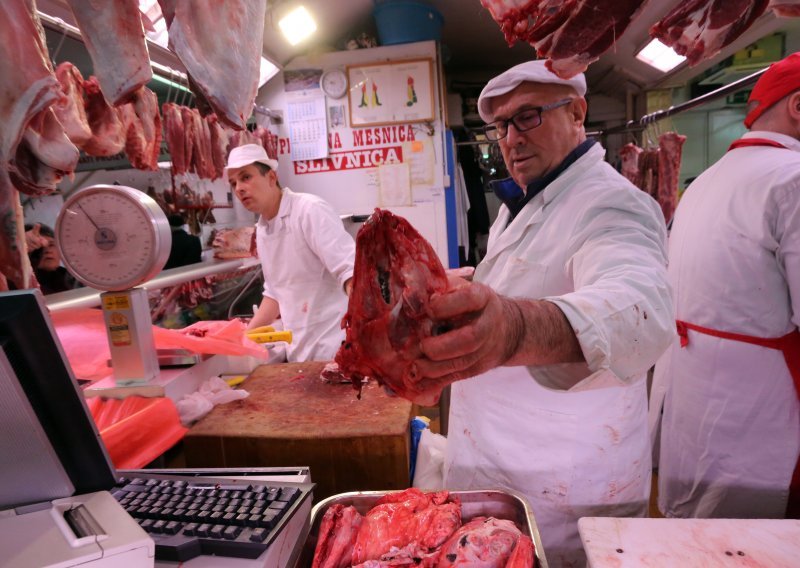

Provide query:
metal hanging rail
left=38, top=9, right=190, bottom=87
left=592, top=66, right=769, bottom=137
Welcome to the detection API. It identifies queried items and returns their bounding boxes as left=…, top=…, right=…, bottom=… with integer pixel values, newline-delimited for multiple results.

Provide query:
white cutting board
left=579, top=517, right=800, bottom=568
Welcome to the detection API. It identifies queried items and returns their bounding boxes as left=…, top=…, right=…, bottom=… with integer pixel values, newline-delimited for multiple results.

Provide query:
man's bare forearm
left=501, top=298, right=585, bottom=367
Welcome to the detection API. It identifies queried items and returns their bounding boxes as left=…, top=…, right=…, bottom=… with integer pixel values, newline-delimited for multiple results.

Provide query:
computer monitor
left=0, top=289, right=116, bottom=509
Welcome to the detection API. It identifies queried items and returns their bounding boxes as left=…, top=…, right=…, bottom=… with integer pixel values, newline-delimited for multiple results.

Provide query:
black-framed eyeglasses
left=483, top=98, right=573, bottom=141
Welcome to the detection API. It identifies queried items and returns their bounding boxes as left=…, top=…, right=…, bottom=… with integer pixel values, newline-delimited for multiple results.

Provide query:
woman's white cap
left=225, top=144, right=278, bottom=174
left=478, top=60, right=586, bottom=123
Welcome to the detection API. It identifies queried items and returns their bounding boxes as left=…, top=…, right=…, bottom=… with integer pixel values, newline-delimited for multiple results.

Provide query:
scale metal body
left=56, top=185, right=171, bottom=385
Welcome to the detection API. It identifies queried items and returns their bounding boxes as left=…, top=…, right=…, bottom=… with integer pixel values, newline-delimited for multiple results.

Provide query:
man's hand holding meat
left=415, top=280, right=583, bottom=390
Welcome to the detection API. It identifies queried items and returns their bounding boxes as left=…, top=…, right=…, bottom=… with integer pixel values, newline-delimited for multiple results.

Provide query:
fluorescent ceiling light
left=636, top=39, right=686, bottom=73
left=278, top=6, right=317, bottom=46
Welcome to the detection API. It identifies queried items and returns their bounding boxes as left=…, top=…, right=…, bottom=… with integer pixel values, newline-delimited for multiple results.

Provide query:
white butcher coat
left=255, top=188, right=354, bottom=362
left=444, top=143, right=674, bottom=568
left=650, top=130, right=800, bottom=519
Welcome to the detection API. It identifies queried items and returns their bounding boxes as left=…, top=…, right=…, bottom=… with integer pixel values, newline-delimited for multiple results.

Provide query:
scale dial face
left=321, top=68, right=348, bottom=99
left=56, top=185, right=171, bottom=291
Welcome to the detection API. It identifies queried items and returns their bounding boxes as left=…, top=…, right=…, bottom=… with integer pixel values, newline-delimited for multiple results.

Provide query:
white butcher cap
left=477, top=60, right=587, bottom=123
left=225, top=144, right=278, bottom=175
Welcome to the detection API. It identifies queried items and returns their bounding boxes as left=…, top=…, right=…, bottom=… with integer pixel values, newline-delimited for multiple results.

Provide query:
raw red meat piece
left=159, top=0, right=266, bottom=129
left=0, top=0, right=62, bottom=291
left=119, top=87, right=162, bottom=171
left=335, top=209, right=450, bottom=406
left=207, top=114, right=231, bottom=179
left=191, top=109, right=215, bottom=179
left=657, top=131, right=686, bottom=224
left=81, top=77, right=126, bottom=157
left=10, top=107, right=79, bottom=196
left=0, top=0, right=61, bottom=164
left=312, top=504, right=363, bottom=568
left=0, top=171, right=36, bottom=292
left=769, top=0, right=800, bottom=16
left=162, top=103, right=186, bottom=175
left=619, top=143, right=643, bottom=186
left=636, top=147, right=659, bottom=200
left=211, top=227, right=256, bottom=259
left=436, top=517, right=534, bottom=567
left=181, top=106, right=196, bottom=176
left=65, top=0, right=152, bottom=105
left=53, top=63, right=92, bottom=147
left=479, top=0, right=647, bottom=78
left=542, top=0, right=647, bottom=79
left=650, top=0, right=770, bottom=66
left=352, top=489, right=461, bottom=564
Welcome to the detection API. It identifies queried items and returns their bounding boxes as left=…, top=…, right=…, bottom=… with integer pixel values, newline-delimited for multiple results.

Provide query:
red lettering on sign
left=293, top=146, right=404, bottom=174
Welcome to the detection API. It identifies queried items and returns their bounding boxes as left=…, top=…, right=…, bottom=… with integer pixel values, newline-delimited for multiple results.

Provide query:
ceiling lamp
left=636, top=39, right=686, bottom=73
left=278, top=6, right=317, bottom=46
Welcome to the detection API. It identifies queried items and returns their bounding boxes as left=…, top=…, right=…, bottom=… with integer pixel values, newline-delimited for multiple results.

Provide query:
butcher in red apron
left=650, top=52, right=800, bottom=519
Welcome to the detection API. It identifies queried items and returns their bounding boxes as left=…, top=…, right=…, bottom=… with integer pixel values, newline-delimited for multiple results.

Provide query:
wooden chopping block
left=184, top=361, right=414, bottom=501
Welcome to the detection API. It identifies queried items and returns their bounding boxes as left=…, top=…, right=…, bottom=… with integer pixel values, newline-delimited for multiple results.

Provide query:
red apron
left=679, top=132, right=799, bottom=517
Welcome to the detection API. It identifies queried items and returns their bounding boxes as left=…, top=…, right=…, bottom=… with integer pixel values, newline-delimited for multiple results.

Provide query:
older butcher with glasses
left=411, top=60, right=674, bottom=567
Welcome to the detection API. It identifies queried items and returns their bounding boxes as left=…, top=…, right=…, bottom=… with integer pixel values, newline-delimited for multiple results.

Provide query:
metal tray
left=295, top=488, right=548, bottom=567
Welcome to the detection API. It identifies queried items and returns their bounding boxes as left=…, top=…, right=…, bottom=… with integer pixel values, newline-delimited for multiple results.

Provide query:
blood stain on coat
left=301, top=301, right=309, bottom=313
left=605, top=425, right=620, bottom=444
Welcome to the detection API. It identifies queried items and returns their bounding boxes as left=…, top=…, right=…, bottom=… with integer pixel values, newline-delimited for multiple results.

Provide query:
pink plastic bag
left=52, top=308, right=268, bottom=381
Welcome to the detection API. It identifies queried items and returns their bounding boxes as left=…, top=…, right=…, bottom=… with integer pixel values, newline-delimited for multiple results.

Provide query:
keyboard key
left=250, top=527, right=268, bottom=542
left=209, top=524, right=225, bottom=538
left=278, top=487, right=300, bottom=503
left=223, top=525, right=242, bottom=540
left=195, top=523, right=211, bottom=537
left=164, top=521, right=181, bottom=535
left=182, top=523, right=199, bottom=536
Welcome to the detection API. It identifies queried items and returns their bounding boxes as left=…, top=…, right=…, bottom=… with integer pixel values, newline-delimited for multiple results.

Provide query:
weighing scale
left=56, top=185, right=171, bottom=385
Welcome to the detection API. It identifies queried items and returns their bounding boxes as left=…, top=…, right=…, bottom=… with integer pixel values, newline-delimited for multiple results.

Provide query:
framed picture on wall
left=347, top=58, right=434, bottom=127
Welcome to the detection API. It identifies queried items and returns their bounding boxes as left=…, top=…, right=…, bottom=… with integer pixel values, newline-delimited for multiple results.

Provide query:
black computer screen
left=0, top=290, right=117, bottom=495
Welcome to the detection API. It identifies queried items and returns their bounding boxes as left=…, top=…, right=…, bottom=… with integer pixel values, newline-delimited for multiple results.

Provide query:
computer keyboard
left=111, top=474, right=313, bottom=562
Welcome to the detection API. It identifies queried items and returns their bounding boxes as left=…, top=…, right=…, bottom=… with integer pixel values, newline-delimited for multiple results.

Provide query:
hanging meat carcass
left=118, top=86, right=163, bottom=171
left=207, top=114, right=231, bottom=179
left=479, top=0, right=648, bottom=79
left=10, top=107, right=79, bottom=196
left=52, top=62, right=92, bottom=147
left=81, top=76, right=126, bottom=156
left=657, top=131, right=687, bottom=224
left=769, top=0, right=800, bottom=16
left=619, top=143, right=643, bottom=186
left=162, top=103, right=187, bottom=175
left=650, top=0, right=770, bottom=66
left=158, top=0, right=267, bottom=130
left=64, top=0, right=152, bottom=106
left=0, top=0, right=69, bottom=291
left=335, top=209, right=451, bottom=406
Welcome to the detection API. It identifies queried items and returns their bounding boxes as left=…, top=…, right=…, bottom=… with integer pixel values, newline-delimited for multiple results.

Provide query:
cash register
left=0, top=290, right=314, bottom=567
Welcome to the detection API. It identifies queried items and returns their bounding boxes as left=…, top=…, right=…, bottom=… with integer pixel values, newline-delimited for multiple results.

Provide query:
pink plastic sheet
left=85, top=396, right=187, bottom=469
left=51, top=308, right=268, bottom=381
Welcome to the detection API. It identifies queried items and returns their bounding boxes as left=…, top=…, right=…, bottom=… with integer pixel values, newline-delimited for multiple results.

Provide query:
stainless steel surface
left=45, top=258, right=256, bottom=311
left=296, top=488, right=548, bottom=567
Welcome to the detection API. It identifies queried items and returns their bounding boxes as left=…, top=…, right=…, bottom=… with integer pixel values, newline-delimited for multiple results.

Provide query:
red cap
left=744, top=52, right=800, bottom=129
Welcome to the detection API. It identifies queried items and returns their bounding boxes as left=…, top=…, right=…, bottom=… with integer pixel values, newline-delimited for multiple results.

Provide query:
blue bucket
left=373, top=1, right=444, bottom=46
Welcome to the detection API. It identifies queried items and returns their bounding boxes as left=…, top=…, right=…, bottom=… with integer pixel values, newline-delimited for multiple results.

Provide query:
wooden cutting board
left=184, top=362, right=414, bottom=501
